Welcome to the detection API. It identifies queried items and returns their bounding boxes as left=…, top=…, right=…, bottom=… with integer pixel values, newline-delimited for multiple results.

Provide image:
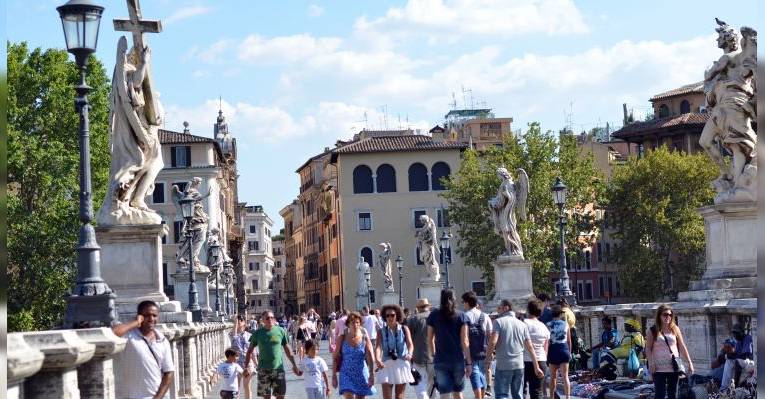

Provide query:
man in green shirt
left=244, top=310, right=300, bottom=399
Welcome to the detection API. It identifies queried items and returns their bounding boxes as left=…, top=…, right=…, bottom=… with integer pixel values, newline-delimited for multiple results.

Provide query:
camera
left=388, top=350, right=398, bottom=360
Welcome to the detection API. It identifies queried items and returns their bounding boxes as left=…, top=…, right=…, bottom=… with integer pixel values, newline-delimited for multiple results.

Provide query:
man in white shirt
left=361, top=306, right=379, bottom=346
left=112, top=301, right=174, bottom=399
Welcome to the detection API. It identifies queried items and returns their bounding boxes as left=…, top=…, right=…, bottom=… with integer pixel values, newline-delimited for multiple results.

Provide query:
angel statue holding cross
left=488, top=167, right=529, bottom=258
left=97, top=0, right=165, bottom=226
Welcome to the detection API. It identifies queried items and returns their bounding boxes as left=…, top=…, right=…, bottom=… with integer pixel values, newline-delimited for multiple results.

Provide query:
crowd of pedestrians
left=115, top=295, right=749, bottom=399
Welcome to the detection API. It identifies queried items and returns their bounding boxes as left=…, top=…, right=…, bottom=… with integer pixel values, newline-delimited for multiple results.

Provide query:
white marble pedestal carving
left=418, top=280, right=442, bottom=307
left=381, top=290, right=399, bottom=306
left=678, top=202, right=756, bottom=301
left=97, top=224, right=190, bottom=323
left=492, top=255, right=534, bottom=311
left=173, top=268, right=213, bottom=314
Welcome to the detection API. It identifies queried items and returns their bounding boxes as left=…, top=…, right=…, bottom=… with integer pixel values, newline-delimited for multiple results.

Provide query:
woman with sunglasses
left=646, top=304, right=694, bottom=399
left=375, top=304, right=415, bottom=399
left=333, top=311, right=376, bottom=398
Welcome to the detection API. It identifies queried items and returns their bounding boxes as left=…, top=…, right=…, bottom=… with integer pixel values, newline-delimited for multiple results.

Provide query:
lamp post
left=177, top=191, right=202, bottom=321
left=364, top=269, right=372, bottom=309
left=439, top=230, right=452, bottom=289
left=208, top=240, right=223, bottom=315
left=552, top=177, right=575, bottom=302
left=395, top=255, right=404, bottom=306
left=58, top=0, right=116, bottom=328
left=223, top=259, right=233, bottom=316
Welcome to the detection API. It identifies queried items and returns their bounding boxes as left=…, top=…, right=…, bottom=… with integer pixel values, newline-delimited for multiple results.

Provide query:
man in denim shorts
left=244, top=310, right=300, bottom=399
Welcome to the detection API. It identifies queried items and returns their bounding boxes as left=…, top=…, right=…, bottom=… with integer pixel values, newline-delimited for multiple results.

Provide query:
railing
left=8, top=321, right=232, bottom=399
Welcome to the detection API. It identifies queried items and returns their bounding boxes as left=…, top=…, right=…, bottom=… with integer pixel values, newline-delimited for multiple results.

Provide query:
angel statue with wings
left=488, top=167, right=529, bottom=258
left=172, top=177, right=211, bottom=269
left=378, top=242, right=394, bottom=291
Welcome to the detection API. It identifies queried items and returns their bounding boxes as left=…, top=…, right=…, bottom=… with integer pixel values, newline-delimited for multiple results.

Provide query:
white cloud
left=164, top=6, right=213, bottom=25
left=308, top=4, right=325, bottom=17
left=237, top=34, right=342, bottom=64
left=355, top=0, right=589, bottom=42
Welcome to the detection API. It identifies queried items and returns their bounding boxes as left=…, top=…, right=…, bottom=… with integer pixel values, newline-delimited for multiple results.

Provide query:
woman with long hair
left=333, top=311, right=376, bottom=398
left=296, top=316, right=310, bottom=359
left=546, top=305, right=571, bottom=399
left=375, top=304, right=415, bottom=399
left=646, top=304, right=694, bottom=399
left=427, top=289, right=472, bottom=399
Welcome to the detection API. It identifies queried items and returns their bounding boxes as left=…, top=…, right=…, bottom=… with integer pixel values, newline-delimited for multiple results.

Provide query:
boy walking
left=215, top=348, right=244, bottom=399
left=300, top=340, right=331, bottom=399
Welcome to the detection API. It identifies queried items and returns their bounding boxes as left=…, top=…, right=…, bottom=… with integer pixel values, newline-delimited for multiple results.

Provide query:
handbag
left=626, top=347, right=640, bottom=376
left=659, top=330, right=685, bottom=374
left=409, top=367, right=422, bottom=386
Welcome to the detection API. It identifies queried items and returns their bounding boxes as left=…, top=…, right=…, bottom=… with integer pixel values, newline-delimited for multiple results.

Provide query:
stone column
left=492, top=255, right=534, bottom=311
left=170, top=324, right=187, bottom=399
left=75, top=328, right=127, bottom=399
left=7, top=333, right=44, bottom=399
left=23, top=330, right=96, bottom=398
left=179, top=324, right=202, bottom=399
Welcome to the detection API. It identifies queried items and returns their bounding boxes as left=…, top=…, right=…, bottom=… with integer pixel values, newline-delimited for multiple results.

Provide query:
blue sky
left=9, top=0, right=760, bottom=230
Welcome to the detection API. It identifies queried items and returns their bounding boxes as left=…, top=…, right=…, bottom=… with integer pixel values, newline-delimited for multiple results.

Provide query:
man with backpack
left=462, top=291, right=493, bottom=399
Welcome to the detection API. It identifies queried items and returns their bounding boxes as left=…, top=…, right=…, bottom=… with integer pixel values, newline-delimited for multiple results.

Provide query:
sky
left=8, top=0, right=760, bottom=230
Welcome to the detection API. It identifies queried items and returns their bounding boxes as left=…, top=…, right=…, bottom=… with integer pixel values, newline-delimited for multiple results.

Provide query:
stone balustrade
left=573, top=298, right=756, bottom=375
left=8, top=321, right=233, bottom=399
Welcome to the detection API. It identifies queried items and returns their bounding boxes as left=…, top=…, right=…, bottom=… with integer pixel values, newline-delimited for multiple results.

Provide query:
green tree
left=8, top=42, right=111, bottom=331
left=606, top=147, right=716, bottom=301
left=442, top=124, right=604, bottom=295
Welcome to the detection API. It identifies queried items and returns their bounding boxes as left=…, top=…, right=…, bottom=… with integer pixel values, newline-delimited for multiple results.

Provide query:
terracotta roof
left=611, top=112, right=708, bottom=139
left=159, top=129, right=215, bottom=144
left=650, top=81, right=704, bottom=101
left=332, top=135, right=467, bottom=155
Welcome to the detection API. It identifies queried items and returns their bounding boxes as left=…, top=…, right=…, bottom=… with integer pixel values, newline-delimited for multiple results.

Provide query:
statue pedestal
left=173, top=268, right=213, bottom=314
left=97, top=224, right=190, bottom=323
left=492, top=255, right=534, bottom=310
left=418, top=280, right=442, bottom=307
left=678, top=202, right=756, bottom=301
left=381, top=290, right=399, bottom=306
left=356, top=294, right=369, bottom=311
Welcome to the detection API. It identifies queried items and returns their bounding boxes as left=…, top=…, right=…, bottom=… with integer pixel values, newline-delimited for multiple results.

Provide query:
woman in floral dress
left=332, top=311, right=376, bottom=398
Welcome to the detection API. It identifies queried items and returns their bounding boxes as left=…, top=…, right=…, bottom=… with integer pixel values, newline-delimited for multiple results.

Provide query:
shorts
left=469, top=360, right=487, bottom=390
left=256, top=368, right=287, bottom=397
left=547, top=343, right=571, bottom=366
left=434, top=362, right=465, bottom=394
left=220, top=390, right=239, bottom=399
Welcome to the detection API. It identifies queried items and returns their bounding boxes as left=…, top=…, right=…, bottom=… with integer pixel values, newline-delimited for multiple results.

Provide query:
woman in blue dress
left=332, top=311, right=376, bottom=398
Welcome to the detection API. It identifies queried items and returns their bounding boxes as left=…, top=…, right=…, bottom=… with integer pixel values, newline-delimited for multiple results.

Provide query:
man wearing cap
left=719, top=323, right=753, bottom=389
left=407, top=298, right=437, bottom=399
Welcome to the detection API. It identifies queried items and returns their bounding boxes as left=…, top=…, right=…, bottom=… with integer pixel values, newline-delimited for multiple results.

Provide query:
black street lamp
left=58, top=0, right=116, bottom=328
left=177, top=190, right=202, bottom=321
left=364, top=269, right=372, bottom=309
left=552, top=177, right=575, bottom=303
left=208, top=240, right=223, bottom=315
left=395, top=255, right=404, bottom=307
left=439, top=230, right=452, bottom=289
left=223, top=259, right=233, bottom=316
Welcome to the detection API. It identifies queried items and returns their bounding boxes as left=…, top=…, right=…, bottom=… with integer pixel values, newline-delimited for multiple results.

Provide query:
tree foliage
left=8, top=42, right=111, bottom=331
left=442, top=124, right=604, bottom=295
left=606, top=147, right=716, bottom=301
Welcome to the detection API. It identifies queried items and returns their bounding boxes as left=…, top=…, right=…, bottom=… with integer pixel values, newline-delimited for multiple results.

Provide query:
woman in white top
left=645, top=304, right=694, bottom=399
left=523, top=300, right=550, bottom=399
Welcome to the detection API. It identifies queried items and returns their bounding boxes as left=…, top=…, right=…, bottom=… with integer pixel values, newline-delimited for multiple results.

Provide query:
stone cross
left=113, top=0, right=162, bottom=122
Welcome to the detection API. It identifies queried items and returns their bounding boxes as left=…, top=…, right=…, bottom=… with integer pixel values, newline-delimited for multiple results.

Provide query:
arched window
left=408, top=163, right=429, bottom=191
left=360, top=247, right=373, bottom=267
left=680, top=100, right=690, bottom=114
left=658, top=104, right=670, bottom=118
left=376, top=164, right=397, bottom=193
left=353, top=165, right=373, bottom=194
left=431, top=162, right=451, bottom=191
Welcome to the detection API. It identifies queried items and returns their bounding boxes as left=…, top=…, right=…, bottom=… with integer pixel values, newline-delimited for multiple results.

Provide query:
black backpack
left=468, top=313, right=487, bottom=360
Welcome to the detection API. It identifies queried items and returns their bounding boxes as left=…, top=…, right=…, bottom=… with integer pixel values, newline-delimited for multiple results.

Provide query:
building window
left=276, top=261, right=281, bottom=268
left=360, top=247, right=373, bottom=267
left=597, top=243, right=602, bottom=262
left=599, top=277, right=605, bottom=297
left=437, top=208, right=450, bottom=227
left=471, top=281, right=486, bottom=297
left=258, top=300, right=262, bottom=307
left=376, top=164, right=397, bottom=193
left=252, top=280, right=259, bottom=290
left=353, top=165, right=374, bottom=194
left=413, top=210, right=427, bottom=228
left=577, top=282, right=584, bottom=301
left=268, top=281, right=273, bottom=290
left=658, top=104, right=670, bottom=118
left=152, top=183, right=165, bottom=204
left=255, top=262, right=260, bottom=271
left=680, top=100, right=691, bottom=114
left=408, top=163, right=429, bottom=191
left=585, top=282, right=593, bottom=300
left=358, top=212, right=372, bottom=231
left=250, top=225, right=256, bottom=233
left=585, top=250, right=591, bottom=270
left=174, top=221, right=184, bottom=243
left=248, top=241, right=256, bottom=251
left=431, top=162, right=451, bottom=191
left=608, top=277, right=614, bottom=297
left=369, top=289, right=376, bottom=304
left=170, top=145, right=191, bottom=167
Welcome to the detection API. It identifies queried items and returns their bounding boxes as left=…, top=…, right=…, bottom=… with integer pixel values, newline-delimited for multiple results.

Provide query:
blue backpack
left=468, top=313, right=487, bottom=360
